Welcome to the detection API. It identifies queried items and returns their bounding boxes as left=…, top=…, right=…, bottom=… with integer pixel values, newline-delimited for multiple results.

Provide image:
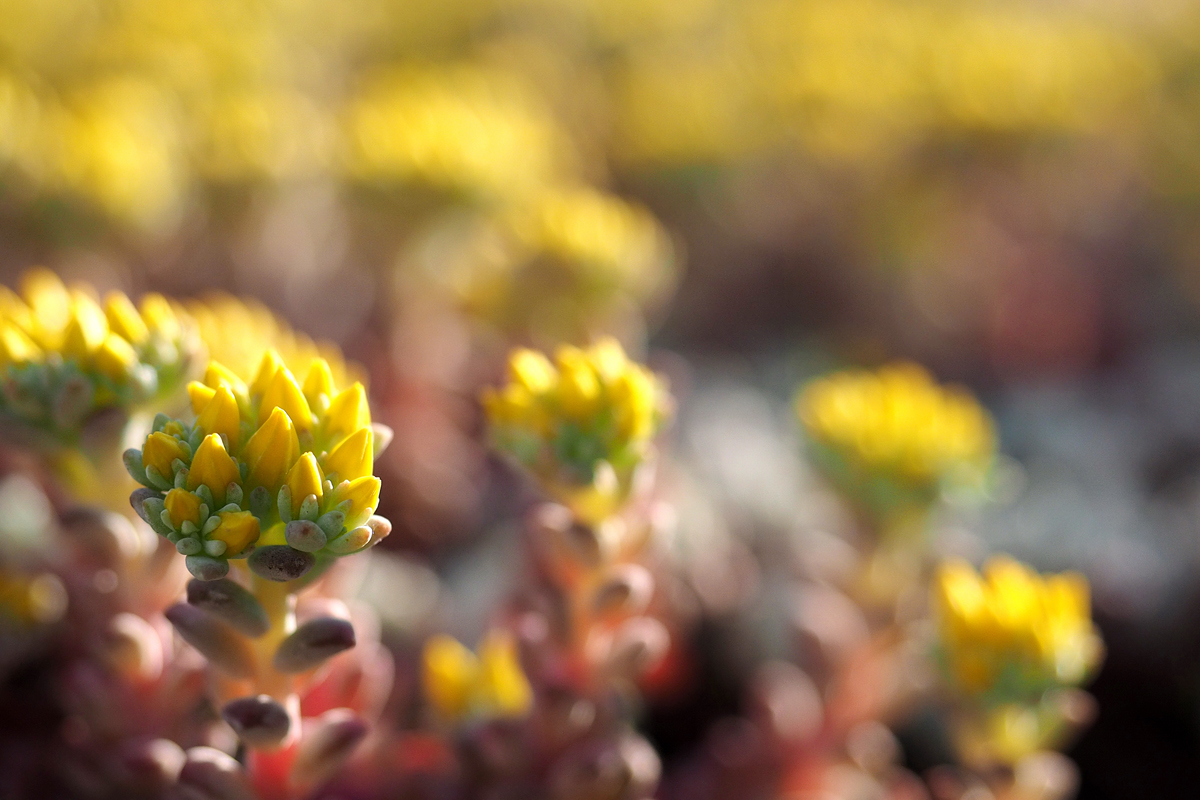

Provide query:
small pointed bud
left=165, top=488, right=202, bottom=527
left=299, top=494, right=319, bottom=521
left=209, top=510, right=260, bottom=556
left=248, top=545, right=315, bottom=582
left=371, top=422, right=393, bottom=458
left=242, top=407, right=300, bottom=490
left=62, top=293, right=109, bottom=359
left=323, top=382, right=370, bottom=444
left=93, top=333, right=138, bottom=382
left=289, top=709, right=368, bottom=789
left=321, top=427, right=372, bottom=482
left=250, top=349, right=284, bottom=396
left=179, top=746, right=256, bottom=800
left=197, top=387, right=241, bottom=449
left=222, top=696, right=292, bottom=750
left=329, top=476, right=380, bottom=529
left=325, top=525, right=370, bottom=554
left=187, top=578, right=269, bottom=637
left=187, top=434, right=240, bottom=504
left=365, top=514, right=392, bottom=547
left=188, top=381, right=217, bottom=415
left=284, top=453, right=323, bottom=515
left=104, top=291, right=148, bottom=345
left=302, top=358, right=335, bottom=405
left=124, top=449, right=150, bottom=486
left=260, top=365, right=313, bottom=431
left=129, top=487, right=156, bottom=523
left=273, top=616, right=356, bottom=672
left=285, top=520, right=327, bottom=553
left=186, top=555, right=230, bottom=581
left=204, top=361, right=248, bottom=397
left=143, top=432, right=188, bottom=480
left=165, top=604, right=254, bottom=677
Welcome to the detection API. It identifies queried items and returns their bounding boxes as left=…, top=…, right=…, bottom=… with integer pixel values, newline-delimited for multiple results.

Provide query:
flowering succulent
left=422, top=631, right=533, bottom=723
left=482, top=339, right=670, bottom=521
left=124, top=349, right=390, bottom=581
left=933, top=556, right=1102, bottom=704
left=0, top=268, right=199, bottom=443
left=796, top=362, right=995, bottom=516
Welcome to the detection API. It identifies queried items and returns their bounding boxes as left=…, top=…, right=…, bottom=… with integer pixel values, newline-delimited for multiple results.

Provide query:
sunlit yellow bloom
left=323, top=382, right=370, bottom=445
left=422, top=631, right=532, bottom=723
left=210, top=510, right=259, bottom=556
left=204, top=362, right=249, bottom=398
left=797, top=362, right=995, bottom=510
left=164, top=488, right=202, bottom=527
left=259, top=365, right=313, bottom=432
left=322, top=427, right=373, bottom=483
left=330, top=475, right=381, bottom=530
left=483, top=339, right=669, bottom=517
left=195, top=385, right=241, bottom=448
left=933, top=556, right=1102, bottom=702
left=143, top=431, right=188, bottom=478
left=93, top=334, right=138, bottom=382
left=0, top=323, right=40, bottom=366
left=187, top=434, right=240, bottom=504
left=104, top=292, right=148, bottom=345
left=242, top=407, right=300, bottom=491
left=284, top=453, right=324, bottom=515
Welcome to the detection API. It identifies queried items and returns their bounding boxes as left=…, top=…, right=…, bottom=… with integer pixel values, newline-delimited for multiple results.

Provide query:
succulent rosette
left=0, top=268, right=200, bottom=444
left=124, top=349, right=391, bottom=582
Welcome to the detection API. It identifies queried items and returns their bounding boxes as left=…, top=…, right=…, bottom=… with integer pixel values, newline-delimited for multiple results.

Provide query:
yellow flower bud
left=259, top=365, right=313, bottom=432
left=164, top=488, right=202, bottom=526
left=423, top=634, right=477, bottom=720
left=21, top=268, right=70, bottom=345
left=93, top=333, right=138, bottom=382
left=587, top=337, right=628, bottom=383
left=302, top=358, right=336, bottom=406
left=509, top=349, right=556, bottom=394
left=209, top=510, right=259, bottom=555
left=284, top=452, right=324, bottom=515
left=187, top=434, right=241, bottom=504
left=196, top=385, right=241, bottom=448
left=103, top=291, right=148, bottom=345
left=61, top=293, right=109, bottom=359
left=0, top=323, right=41, bottom=366
left=250, top=349, right=284, bottom=397
left=139, top=293, right=180, bottom=339
left=143, top=431, right=188, bottom=478
left=204, top=361, right=248, bottom=398
left=477, top=631, right=532, bottom=717
left=321, top=427, right=373, bottom=482
left=555, top=346, right=600, bottom=420
left=188, top=381, right=216, bottom=416
left=323, top=382, right=370, bottom=444
left=330, top=475, right=380, bottom=529
left=241, top=407, right=300, bottom=491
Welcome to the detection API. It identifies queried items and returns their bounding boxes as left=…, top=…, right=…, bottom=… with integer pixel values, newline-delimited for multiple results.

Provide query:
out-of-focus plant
left=797, top=361, right=995, bottom=530
left=933, top=556, right=1103, bottom=771
left=422, top=631, right=532, bottom=724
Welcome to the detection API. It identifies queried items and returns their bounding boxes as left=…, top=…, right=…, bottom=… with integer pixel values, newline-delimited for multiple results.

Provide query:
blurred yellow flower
left=933, top=556, right=1102, bottom=702
left=482, top=339, right=670, bottom=520
left=797, top=362, right=995, bottom=512
left=422, top=631, right=532, bottom=723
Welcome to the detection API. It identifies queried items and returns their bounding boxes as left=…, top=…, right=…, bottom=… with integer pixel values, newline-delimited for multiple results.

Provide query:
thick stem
left=250, top=575, right=297, bottom=700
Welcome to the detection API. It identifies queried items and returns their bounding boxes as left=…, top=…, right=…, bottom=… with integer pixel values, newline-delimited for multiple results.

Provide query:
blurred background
left=0, top=0, right=1198, bottom=795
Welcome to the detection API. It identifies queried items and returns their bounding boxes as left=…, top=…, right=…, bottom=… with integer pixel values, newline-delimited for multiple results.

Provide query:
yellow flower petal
left=284, top=452, right=324, bottom=515
left=477, top=631, right=532, bottom=717
left=204, top=361, right=249, bottom=398
left=259, top=365, right=313, bottom=432
left=164, top=488, right=202, bottom=527
left=321, top=427, right=373, bottom=482
left=196, top=385, right=241, bottom=448
left=242, top=407, right=300, bottom=491
left=143, top=431, right=188, bottom=478
left=210, top=510, right=259, bottom=555
left=93, top=333, right=138, bottom=382
left=422, top=634, right=478, bottom=720
left=187, top=434, right=241, bottom=504
left=62, top=293, right=109, bottom=359
left=302, top=358, right=336, bottom=406
left=104, top=291, right=148, bottom=345
left=250, top=349, right=284, bottom=397
left=330, top=475, right=380, bottom=529
left=323, top=382, right=370, bottom=444
left=508, top=349, right=556, bottom=394
left=0, top=323, right=41, bottom=366
left=139, top=293, right=180, bottom=339
left=188, top=381, right=216, bottom=416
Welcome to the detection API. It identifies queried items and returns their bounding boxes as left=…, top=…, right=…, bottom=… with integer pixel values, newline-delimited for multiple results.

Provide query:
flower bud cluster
left=124, top=349, right=390, bottom=582
left=0, top=268, right=199, bottom=440
left=482, top=339, right=669, bottom=520
left=422, top=631, right=532, bottom=724
left=933, top=556, right=1102, bottom=704
left=797, top=362, right=995, bottom=511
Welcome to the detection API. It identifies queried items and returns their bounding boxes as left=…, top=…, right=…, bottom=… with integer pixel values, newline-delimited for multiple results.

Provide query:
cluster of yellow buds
left=933, top=556, right=1102, bottom=704
left=124, top=349, right=390, bottom=581
left=421, top=631, right=533, bottom=723
left=796, top=362, right=996, bottom=514
left=482, top=339, right=670, bottom=521
left=0, top=269, right=199, bottom=442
